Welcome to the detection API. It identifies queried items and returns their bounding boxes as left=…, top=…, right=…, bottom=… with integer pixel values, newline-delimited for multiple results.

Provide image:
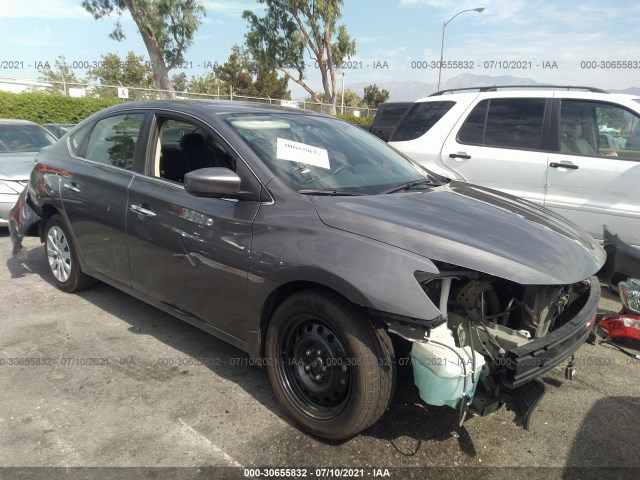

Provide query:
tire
left=265, top=289, right=395, bottom=440
left=44, top=214, right=94, bottom=293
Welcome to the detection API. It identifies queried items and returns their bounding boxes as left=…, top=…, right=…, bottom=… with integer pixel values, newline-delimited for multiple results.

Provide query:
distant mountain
left=609, top=87, right=640, bottom=96
left=346, top=81, right=434, bottom=102
left=294, top=73, right=638, bottom=103
left=347, top=73, right=543, bottom=101
left=347, top=73, right=639, bottom=102
left=441, top=73, right=541, bottom=91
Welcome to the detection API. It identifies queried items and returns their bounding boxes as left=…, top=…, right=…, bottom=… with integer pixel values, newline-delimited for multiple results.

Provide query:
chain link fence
left=0, top=77, right=377, bottom=119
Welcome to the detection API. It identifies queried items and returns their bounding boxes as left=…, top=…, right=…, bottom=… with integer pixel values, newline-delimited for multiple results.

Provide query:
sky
left=1, top=0, right=639, bottom=99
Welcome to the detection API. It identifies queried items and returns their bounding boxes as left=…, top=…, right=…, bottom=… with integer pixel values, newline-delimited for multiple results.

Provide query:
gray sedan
left=10, top=101, right=605, bottom=440
left=0, top=119, right=56, bottom=227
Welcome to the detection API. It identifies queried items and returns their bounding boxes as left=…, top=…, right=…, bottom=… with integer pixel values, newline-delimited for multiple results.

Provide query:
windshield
left=225, top=113, right=441, bottom=195
left=0, top=124, right=57, bottom=153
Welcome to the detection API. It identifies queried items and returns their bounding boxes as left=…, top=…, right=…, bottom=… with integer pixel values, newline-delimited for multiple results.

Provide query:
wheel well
left=37, top=204, right=60, bottom=241
left=258, top=281, right=363, bottom=358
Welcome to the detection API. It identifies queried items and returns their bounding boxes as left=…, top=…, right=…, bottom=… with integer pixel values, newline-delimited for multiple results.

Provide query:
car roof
left=92, top=100, right=324, bottom=117
left=0, top=118, right=40, bottom=126
left=414, top=88, right=640, bottom=104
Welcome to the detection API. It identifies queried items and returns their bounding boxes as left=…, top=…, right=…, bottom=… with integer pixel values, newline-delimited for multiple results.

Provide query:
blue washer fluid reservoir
left=410, top=326, right=486, bottom=409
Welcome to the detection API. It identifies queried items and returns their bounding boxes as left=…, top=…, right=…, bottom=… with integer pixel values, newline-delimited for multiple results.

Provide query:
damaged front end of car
left=378, top=264, right=600, bottom=429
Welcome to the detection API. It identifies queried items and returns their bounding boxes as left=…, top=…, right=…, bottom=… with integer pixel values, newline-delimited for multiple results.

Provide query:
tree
left=212, top=45, right=290, bottom=99
left=213, top=45, right=254, bottom=96
left=87, top=51, right=154, bottom=99
left=362, top=84, right=389, bottom=108
left=341, top=88, right=364, bottom=108
left=82, top=0, right=205, bottom=99
left=246, top=65, right=290, bottom=99
left=171, top=72, right=188, bottom=93
left=243, top=0, right=355, bottom=114
left=187, top=72, right=227, bottom=97
left=310, top=88, right=363, bottom=112
left=38, top=56, right=81, bottom=95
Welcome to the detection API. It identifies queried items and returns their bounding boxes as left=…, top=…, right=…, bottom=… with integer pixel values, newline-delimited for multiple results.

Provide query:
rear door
left=61, top=111, right=146, bottom=286
left=545, top=96, right=640, bottom=244
left=126, top=112, right=262, bottom=341
left=441, top=96, right=551, bottom=205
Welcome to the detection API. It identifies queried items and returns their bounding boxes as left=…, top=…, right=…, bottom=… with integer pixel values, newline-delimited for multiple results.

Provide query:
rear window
left=390, top=101, right=455, bottom=141
left=0, top=124, right=56, bottom=153
left=376, top=103, right=411, bottom=126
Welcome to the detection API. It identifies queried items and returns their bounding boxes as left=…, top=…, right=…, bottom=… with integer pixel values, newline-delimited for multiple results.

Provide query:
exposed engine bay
left=384, top=263, right=595, bottom=429
left=423, top=264, right=591, bottom=352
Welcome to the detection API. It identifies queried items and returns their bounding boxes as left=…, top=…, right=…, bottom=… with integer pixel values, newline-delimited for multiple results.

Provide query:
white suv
left=389, top=86, right=640, bottom=247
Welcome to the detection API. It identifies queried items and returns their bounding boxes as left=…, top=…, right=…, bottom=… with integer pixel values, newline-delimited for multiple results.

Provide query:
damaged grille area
left=418, top=262, right=592, bottom=343
left=407, top=263, right=598, bottom=425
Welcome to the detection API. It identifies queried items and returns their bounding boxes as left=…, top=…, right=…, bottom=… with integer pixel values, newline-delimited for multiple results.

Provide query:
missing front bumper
left=501, top=276, right=600, bottom=389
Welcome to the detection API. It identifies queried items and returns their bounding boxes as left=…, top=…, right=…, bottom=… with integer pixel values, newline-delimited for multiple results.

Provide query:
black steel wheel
left=266, top=289, right=395, bottom=440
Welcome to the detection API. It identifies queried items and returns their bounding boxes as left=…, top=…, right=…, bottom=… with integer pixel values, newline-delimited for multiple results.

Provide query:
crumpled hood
left=311, top=181, right=606, bottom=285
left=0, top=152, right=37, bottom=180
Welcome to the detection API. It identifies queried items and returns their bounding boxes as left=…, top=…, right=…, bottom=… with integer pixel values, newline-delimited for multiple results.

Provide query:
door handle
left=63, top=183, right=81, bottom=193
left=130, top=204, right=157, bottom=217
left=550, top=162, right=579, bottom=170
left=449, top=153, right=471, bottom=160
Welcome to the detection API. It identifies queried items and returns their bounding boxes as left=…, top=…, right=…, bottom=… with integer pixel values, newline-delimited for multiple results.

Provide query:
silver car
left=0, top=119, right=56, bottom=227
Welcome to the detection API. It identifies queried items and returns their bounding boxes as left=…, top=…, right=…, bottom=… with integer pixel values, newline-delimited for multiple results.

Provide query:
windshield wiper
left=297, top=188, right=366, bottom=196
left=381, top=179, right=439, bottom=194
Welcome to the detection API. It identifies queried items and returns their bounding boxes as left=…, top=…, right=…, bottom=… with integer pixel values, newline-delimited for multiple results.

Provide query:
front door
left=126, top=114, right=260, bottom=340
left=441, top=97, right=551, bottom=205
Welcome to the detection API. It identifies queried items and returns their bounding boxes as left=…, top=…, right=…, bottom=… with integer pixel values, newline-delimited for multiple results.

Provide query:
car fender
left=248, top=222, right=443, bottom=323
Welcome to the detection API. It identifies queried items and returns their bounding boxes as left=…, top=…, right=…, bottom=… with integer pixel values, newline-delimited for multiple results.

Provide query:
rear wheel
left=44, top=215, right=94, bottom=292
left=265, top=289, right=395, bottom=440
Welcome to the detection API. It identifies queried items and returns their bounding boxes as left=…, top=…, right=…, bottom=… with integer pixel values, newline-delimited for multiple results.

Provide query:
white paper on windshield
left=276, top=138, right=330, bottom=169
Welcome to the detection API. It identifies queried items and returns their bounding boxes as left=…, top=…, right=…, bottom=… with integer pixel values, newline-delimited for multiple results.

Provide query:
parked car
left=360, top=102, right=412, bottom=141
left=10, top=101, right=604, bottom=440
left=388, top=86, right=640, bottom=247
left=0, top=119, right=56, bottom=227
left=42, top=123, right=76, bottom=139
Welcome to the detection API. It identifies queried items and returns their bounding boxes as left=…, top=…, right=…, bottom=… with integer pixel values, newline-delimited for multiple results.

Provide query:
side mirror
left=184, top=167, right=241, bottom=198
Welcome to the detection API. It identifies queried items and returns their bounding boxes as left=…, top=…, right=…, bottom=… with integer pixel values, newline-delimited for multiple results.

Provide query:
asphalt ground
left=1, top=229, right=639, bottom=480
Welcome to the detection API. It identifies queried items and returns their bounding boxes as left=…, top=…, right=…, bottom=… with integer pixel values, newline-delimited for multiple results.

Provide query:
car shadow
left=362, top=367, right=479, bottom=458
left=5, top=238, right=481, bottom=458
left=6, top=245, right=43, bottom=280
left=564, top=396, right=640, bottom=479
left=76, top=281, right=480, bottom=455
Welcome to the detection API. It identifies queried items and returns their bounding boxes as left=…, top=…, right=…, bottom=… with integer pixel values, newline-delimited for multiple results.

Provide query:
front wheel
left=44, top=214, right=94, bottom=293
left=265, top=289, right=395, bottom=440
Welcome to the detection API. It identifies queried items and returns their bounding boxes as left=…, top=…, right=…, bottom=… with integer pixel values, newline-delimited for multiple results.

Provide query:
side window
left=390, top=101, right=455, bottom=141
left=560, top=100, right=640, bottom=160
left=457, top=100, right=488, bottom=144
left=68, top=123, right=92, bottom=155
left=458, top=98, right=546, bottom=149
left=84, top=113, right=144, bottom=169
left=155, top=118, right=236, bottom=184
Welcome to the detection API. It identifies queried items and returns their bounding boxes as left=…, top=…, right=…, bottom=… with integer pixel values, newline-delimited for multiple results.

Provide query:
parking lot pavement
left=1, top=229, right=639, bottom=479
